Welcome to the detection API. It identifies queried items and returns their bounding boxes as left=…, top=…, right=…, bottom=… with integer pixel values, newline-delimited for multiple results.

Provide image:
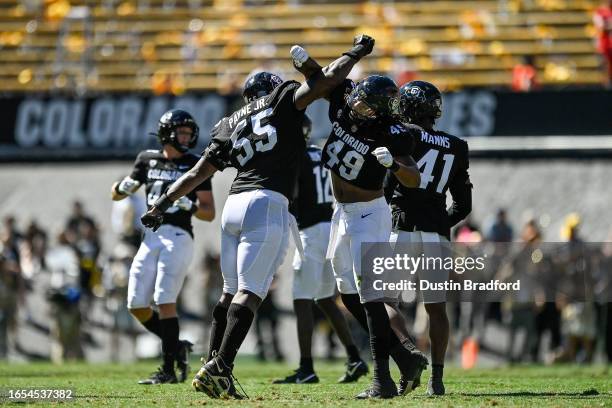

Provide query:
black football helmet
left=399, top=80, right=442, bottom=125
left=155, top=109, right=199, bottom=153
left=346, top=75, right=399, bottom=125
left=301, top=115, right=312, bottom=141
left=243, top=72, right=283, bottom=103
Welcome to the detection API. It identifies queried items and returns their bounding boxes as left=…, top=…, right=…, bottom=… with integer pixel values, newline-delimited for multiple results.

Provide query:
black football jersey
left=129, top=149, right=212, bottom=236
left=322, top=80, right=416, bottom=191
left=384, top=127, right=470, bottom=239
left=202, top=80, right=306, bottom=199
left=291, top=145, right=334, bottom=229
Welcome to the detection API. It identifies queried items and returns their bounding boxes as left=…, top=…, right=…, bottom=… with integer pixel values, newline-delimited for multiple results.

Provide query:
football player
left=111, top=109, right=215, bottom=384
left=140, top=35, right=376, bottom=399
left=386, top=80, right=472, bottom=396
left=292, top=49, right=429, bottom=399
left=273, top=116, right=368, bottom=385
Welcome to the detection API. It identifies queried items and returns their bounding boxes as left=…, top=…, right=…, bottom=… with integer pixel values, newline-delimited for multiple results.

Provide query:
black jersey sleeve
left=269, top=80, right=302, bottom=115
left=447, top=139, right=472, bottom=227
left=129, top=151, right=149, bottom=183
left=327, top=79, right=355, bottom=120
left=388, top=124, right=416, bottom=157
left=202, top=118, right=231, bottom=171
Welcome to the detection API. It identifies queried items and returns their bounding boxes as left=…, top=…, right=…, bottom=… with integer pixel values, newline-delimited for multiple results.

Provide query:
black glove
left=343, top=34, right=375, bottom=61
left=141, top=210, right=163, bottom=232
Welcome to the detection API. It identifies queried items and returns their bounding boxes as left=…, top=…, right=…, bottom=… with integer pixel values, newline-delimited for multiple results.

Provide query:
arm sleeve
left=447, top=141, right=472, bottom=227
left=201, top=119, right=231, bottom=171
left=388, top=126, right=415, bottom=157
left=128, top=152, right=148, bottom=183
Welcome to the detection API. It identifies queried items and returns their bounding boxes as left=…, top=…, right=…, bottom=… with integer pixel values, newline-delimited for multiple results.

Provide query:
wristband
left=153, top=194, right=173, bottom=212
left=342, top=50, right=361, bottom=61
left=389, top=160, right=400, bottom=173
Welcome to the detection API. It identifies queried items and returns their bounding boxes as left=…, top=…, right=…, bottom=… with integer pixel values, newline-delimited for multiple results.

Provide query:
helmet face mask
left=399, top=81, right=442, bottom=125
left=157, top=109, right=199, bottom=153
left=243, top=72, right=283, bottom=103
left=346, top=75, right=399, bottom=126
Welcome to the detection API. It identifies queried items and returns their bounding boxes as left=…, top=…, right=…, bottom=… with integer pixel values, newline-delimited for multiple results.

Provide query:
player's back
left=386, top=126, right=469, bottom=237
left=205, top=80, right=306, bottom=199
left=292, top=145, right=334, bottom=229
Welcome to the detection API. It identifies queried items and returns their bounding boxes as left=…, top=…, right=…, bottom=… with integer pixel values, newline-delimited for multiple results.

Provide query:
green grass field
left=0, top=358, right=610, bottom=407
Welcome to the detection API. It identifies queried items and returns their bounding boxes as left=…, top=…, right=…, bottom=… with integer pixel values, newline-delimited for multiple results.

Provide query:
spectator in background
left=511, top=55, right=538, bottom=92
left=46, top=231, right=84, bottom=363
left=553, top=213, right=597, bottom=363
left=593, top=0, right=612, bottom=87
left=66, top=201, right=95, bottom=234
left=486, top=208, right=513, bottom=242
left=1, top=216, right=23, bottom=263
left=0, top=252, right=25, bottom=359
left=19, top=220, right=48, bottom=280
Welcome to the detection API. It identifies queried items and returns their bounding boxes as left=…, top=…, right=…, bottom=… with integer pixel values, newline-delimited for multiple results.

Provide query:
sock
left=346, top=345, right=361, bottom=363
left=363, top=302, right=392, bottom=382
left=142, top=311, right=163, bottom=338
left=208, top=303, right=229, bottom=361
left=218, top=303, right=254, bottom=366
left=341, top=294, right=406, bottom=368
left=340, top=293, right=368, bottom=332
left=432, top=364, right=444, bottom=379
left=160, top=317, right=179, bottom=374
left=299, top=357, right=314, bottom=373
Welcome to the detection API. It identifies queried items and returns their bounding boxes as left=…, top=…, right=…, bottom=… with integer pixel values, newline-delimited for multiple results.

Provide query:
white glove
left=290, top=45, right=309, bottom=68
left=117, top=177, right=141, bottom=195
left=174, top=196, right=195, bottom=212
left=372, top=147, right=394, bottom=168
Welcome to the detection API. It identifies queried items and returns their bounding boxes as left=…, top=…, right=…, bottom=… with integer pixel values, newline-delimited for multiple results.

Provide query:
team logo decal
left=337, top=109, right=343, bottom=119
left=409, top=86, right=426, bottom=102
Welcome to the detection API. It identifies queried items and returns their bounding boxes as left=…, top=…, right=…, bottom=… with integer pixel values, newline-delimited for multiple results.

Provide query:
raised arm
left=292, top=35, right=375, bottom=111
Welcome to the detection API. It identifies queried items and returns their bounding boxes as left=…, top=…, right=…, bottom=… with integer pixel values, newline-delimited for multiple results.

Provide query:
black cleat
left=176, top=340, right=193, bottom=383
left=355, top=378, right=398, bottom=399
left=273, top=368, right=319, bottom=384
left=427, top=376, right=445, bottom=396
left=397, top=349, right=429, bottom=396
left=192, top=354, right=247, bottom=399
left=138, top=367, right=178, bottom=385
left=337, top=359, right=369, bottom=383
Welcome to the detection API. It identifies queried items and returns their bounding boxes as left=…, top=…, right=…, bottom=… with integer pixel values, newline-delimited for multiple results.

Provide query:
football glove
left=174, top=196, right=195, bottom=212
left=141, top=210, right=163, bottom=232
left=372, top=147, right=394, bottom=168
left=343, top=34, right=375, bottom=61
left=290, top=45, right=309, bottom=68
left=116, top=177, right=141, bottom=195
